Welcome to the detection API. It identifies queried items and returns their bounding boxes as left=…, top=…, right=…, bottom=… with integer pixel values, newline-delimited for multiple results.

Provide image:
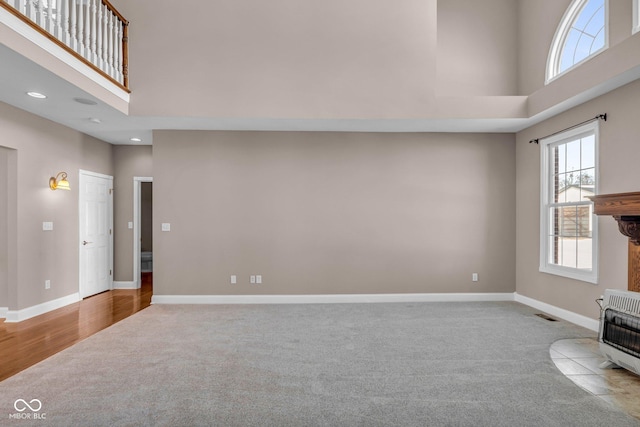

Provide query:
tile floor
left=551, top=338, right=640, bottom=420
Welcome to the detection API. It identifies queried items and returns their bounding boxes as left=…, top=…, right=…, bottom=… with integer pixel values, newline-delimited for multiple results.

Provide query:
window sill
left=539, top=265, right=598, bottom=284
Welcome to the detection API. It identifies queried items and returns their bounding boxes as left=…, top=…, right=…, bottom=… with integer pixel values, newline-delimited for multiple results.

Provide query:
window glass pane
left=559, top=236, right=578, bottom=268
left=560, top=29, right=581, bottom=72
left=584, top=6, right=605, bottom=36
left=560, top=206, right=579, bottom=237
left=575, top=0, right=604, bottom=30
left=566, top=139, right=581, bottom=172
left=576, top=236, right=593, bottom=269
left=577, top=206, right=592, bottom=238
left=592, top=29, right=605, bottom=53
left=580, top=168, right=596, bottom=201
left=555, top=173, right=567, bottom=203
left=581, top=135, right=595, bottom=168
left=575, top=34, right=595, bottom=63
left=550, top=206, right=562, bottom=237
left=557, top=144, right=567, bottom=174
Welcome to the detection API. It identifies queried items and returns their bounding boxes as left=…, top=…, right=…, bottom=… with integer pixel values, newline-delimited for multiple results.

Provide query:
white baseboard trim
left=514, top=293, right=599, bottom=332
left=0, top=307, right=7, bottom=319
left=114, top=281, right=137, bottom=290
left=152, top=292, right=516, bottom=305
left=4, top=293, right=81, bottom=323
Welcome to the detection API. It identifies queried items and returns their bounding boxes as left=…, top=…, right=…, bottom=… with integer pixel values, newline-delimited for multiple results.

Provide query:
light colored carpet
left=1, top=301, right=639, bottom=426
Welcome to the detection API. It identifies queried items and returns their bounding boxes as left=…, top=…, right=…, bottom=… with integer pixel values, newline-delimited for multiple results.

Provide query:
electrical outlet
left=250, top=275, right=256, bottom=284
left=256, top=275, right=262, bottom=284
left=472, top=273, right=479, bottom=282
left=45, top=280, right=51, bottom=289
left=230, top=275, right=237, bottom=284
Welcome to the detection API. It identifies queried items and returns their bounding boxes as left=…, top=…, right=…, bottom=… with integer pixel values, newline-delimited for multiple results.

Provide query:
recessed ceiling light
left=27, top=92, right=47, bottom=99
left=89, top=118, right=102, bottom=124
left=73, top=97, right=98, bottom=105
left=130, top=137, right=142, bottom=142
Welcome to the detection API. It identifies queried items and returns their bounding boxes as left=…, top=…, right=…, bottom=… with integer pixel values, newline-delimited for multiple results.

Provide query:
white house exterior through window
left=539, top=121, right=599, bottom=283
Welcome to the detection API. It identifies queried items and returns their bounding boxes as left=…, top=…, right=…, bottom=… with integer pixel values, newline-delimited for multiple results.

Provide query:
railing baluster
left=69, top=0, right=77, bottom=50
left=107, top=11, right=114, bottom=77
left=89, top=0, right=96, bottom=63
left=55, top=0, right=64, bottom=40
left=46, top=0, right=53, bottom=33
left=83, top=0, right=89, bottom=59
left=116, top=19, right=124, bottom=83
left=35, top=0, right=43, bottom=27
left=26, top=0, right=35, bottom=21
left=100, top=5, right=109, bottom=71
left=113, top=17, right=119, bottom=80
left=96, top=1, right=102, bottom=69
left=78, top=0, right=85, bottom=56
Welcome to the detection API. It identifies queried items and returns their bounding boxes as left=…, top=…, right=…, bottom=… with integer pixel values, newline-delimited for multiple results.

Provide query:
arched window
left=546, top=0, right=607, bottom=83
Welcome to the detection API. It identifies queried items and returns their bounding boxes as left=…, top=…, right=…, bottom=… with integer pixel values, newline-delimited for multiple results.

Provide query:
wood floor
left=0, top=273, right=152, bottom=382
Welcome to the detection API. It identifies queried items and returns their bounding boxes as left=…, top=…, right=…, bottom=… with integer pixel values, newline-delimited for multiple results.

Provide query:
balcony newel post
left=122, top=20, right=128, bottom=88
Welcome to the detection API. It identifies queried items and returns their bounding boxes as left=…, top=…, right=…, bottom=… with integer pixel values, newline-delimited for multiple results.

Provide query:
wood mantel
left=589, top=192, right=640, bottom=292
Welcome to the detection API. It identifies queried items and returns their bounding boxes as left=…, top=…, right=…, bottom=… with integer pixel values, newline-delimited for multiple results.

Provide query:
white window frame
left=539, top=121, right=599, bottom=284
left=634, top=0, right=639, bottom=34
left=546, top=0, right=609, bottom=84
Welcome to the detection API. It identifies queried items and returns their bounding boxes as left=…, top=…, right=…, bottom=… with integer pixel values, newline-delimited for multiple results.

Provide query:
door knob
left=82, top=240, right=93, bottom=245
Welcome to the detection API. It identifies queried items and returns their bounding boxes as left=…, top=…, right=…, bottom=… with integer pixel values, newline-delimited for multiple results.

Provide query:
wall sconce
left=49, top=172, right=70, bottom=191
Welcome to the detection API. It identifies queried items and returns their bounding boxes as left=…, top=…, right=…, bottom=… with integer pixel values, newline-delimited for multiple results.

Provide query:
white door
left=79, top=170, right=113, bottom=298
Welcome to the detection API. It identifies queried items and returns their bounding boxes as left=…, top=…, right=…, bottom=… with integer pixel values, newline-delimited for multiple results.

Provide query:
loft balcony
left=0, top=0, right=129, bottom=114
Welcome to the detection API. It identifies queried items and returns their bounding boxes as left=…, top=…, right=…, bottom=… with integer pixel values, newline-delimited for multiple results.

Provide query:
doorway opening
left=0, top=146, right=17, bottom=316
left=133, top=177, right=153, bottom=289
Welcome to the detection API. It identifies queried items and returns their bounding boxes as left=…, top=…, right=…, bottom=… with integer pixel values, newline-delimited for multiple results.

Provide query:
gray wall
left=0, top=102, right=114, bottom=310
left=516, top=78, right=640, bottom=320
left=113, top=145, right=152, bottom=282
left=437, top=0, right=518, bottom=96
left=153, top=131, right=516, bottom=296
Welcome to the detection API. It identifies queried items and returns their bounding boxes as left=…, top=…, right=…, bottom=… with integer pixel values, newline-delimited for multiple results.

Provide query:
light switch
left=128, top=221, right=133, bottom=229
left=42, top=222, right=53, bottom=231
left=161, top=223, right=171, bottom=232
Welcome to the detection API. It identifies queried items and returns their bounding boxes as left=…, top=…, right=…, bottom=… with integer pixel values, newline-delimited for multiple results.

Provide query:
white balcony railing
left=1, top=0, right=129, bottom=89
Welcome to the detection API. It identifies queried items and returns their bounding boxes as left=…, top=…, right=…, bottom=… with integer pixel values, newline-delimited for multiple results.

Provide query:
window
left=546, top=0, right=607, bottom=83
left=540, top=121, right=598, bottom=283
